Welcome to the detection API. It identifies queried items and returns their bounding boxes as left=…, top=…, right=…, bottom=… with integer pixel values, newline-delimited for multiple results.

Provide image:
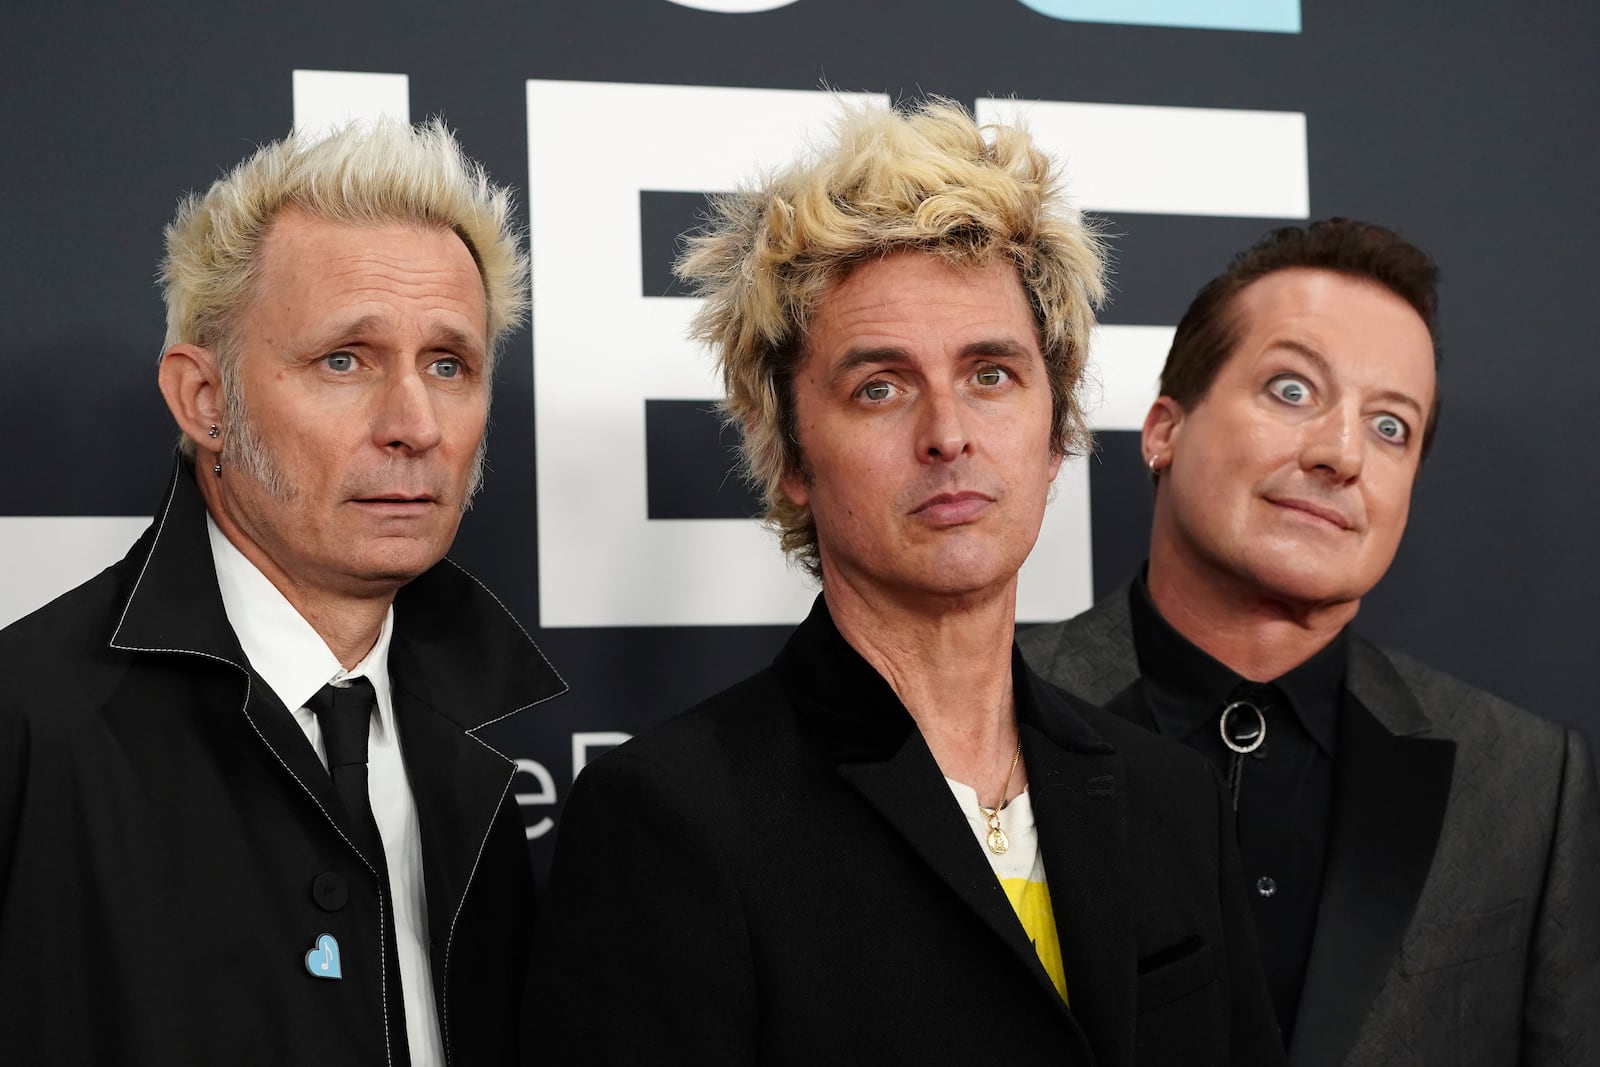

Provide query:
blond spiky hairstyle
left=160, top=118, right=527, bottom=456
left=675, top=98, right=1106, bottom=577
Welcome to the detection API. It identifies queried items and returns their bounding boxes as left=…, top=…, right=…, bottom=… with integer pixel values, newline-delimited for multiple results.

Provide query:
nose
left=1299, top=401, right=1362, bottom=483
left=917, top=386, right=972, bottom=463
left=373, top=369, right=443, bottom=455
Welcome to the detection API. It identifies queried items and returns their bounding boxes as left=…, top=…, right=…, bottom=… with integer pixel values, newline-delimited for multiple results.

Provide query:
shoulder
left=0, top=556, right=139, bottom=688
left=1016, top=594, right=1124, bottom=660
left=1017, top=591, right=1136, bottom=702
left=571, top=668, right=795, bottom=795
left=1362, top=639, right=1567, bottom=756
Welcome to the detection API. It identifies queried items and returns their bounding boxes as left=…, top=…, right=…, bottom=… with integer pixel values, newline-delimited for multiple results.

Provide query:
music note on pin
left=304, top=933, right=343, bottom=980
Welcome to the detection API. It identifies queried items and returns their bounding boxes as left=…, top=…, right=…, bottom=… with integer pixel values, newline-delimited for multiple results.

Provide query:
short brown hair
left=675, top=98, right=1106, bottom=577
left=1161, top=217, right=1441, bottom=456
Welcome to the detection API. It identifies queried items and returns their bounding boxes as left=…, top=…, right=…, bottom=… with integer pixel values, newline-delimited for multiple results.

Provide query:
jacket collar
left=777, top=593, right=1117, bottom=762
left=109, top=457, right=567, bottom=1028
left=776, top=594, right=1128, bottom=1062
left=110, top=456, right=566, bottom=730
left=1050, top=584, right=1455, bottom=1067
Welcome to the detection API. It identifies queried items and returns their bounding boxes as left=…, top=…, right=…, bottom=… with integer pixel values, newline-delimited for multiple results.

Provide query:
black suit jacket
left=531, top=596, right=1283, bottom=1065
left=1020, top=588, right=1600, bottom=1067
left=0, top=461, right=566, bottom=1065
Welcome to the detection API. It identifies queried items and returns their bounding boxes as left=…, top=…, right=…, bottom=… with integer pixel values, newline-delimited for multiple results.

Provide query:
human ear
left=157, top=344, right=225, bottom=459
left=1141, top=396, right=1185, bottom=472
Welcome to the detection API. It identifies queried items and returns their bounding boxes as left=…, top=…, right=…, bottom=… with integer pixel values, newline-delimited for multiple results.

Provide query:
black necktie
left=308, top=678, right=411, bottom=1067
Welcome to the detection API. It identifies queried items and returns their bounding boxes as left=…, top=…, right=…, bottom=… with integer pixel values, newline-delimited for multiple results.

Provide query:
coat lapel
left=1288, top=641, right=1454, bottom=1067
left=832, top=738, right=1075, bottom=1013
left=784, top=599, right=1087, bottom=1027
left=110, top=456, right=568, bottom=919
left=386, top=563, right=565, bottom=993
left=110, top=461, right=371, bottom=868
left=240, top=672, right=376, bottom=867
left=1023, top=669, right=1135, bottom=1067
left=389, top=681, right=517, bottom=986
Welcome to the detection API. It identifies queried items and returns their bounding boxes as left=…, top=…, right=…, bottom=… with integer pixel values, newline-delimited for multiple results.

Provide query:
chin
left=1242, top=561, right=1362, bottom=610
left=347, top=546, right=450, bottom=587
left=906, top=554, right=1022, bottom=601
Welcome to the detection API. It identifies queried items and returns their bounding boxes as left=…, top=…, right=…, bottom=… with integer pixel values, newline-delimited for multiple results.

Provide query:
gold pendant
left=987, top=826, right=1010, bottom=854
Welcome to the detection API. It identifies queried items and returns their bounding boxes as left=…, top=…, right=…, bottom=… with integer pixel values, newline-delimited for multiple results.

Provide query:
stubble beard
left=220, top=382, right=487, bottom=510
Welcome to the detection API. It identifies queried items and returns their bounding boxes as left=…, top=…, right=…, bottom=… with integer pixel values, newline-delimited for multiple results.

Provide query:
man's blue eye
left=1373, top=414, right=1408, bottom=442
left=1270, top=377, right=1309, bottom=404
left=433, top=359, right=461, bottom=379
left=324, top=352, right=355, bottom=372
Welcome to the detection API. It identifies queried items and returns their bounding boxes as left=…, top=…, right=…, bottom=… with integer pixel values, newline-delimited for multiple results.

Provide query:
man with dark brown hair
left=1023, top=218, right=1599, bottom=1066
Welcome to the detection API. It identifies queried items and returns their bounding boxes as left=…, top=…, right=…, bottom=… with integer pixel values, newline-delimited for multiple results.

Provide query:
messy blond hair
left=676, top=98, right=1105, bottom=577
left=160, top=118, right=527, bottom=456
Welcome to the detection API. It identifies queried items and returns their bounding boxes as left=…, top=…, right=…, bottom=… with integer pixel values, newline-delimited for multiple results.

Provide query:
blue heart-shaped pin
left=305, top=933, right=342, bottom=980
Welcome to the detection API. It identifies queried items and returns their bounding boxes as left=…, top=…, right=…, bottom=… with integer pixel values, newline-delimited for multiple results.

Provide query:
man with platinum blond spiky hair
left=531, top=98, right=1283, bottom=1065
left=0, top=119, right=565, bottom=1065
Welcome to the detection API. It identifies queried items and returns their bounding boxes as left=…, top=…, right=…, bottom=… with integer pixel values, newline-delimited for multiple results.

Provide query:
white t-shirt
left=946, top=778, right=1068, bottom=1002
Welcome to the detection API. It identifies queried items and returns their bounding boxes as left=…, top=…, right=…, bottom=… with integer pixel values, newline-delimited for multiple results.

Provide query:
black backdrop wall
left=5, top=0, right=1596, bottom=879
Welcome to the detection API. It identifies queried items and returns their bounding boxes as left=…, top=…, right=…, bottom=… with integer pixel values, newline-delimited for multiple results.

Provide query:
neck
left=823, top=569, right=1024, bottom=796
left=1146, top=552, right=1357, bottom=682
left=285, top=595, right=391, bottom=670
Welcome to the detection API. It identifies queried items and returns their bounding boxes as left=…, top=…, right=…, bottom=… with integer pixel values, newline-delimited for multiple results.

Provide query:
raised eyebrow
left=1269, top=339, right=1333, bottom=380
left=1368, top=388, right=1426, bottom=420
left=1271, top=340, right=1425, bottom=417
left=318, top=314, right=386, bottom=349
left=429, top=326, right=484, bottom=358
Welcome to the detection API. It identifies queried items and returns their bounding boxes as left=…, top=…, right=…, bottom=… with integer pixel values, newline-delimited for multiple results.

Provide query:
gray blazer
left=1020, top=589, right=1599, bottom=1067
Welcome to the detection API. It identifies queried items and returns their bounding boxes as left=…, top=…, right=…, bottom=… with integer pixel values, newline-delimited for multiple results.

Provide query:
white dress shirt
left=208, top=517, right=444, bottom=1066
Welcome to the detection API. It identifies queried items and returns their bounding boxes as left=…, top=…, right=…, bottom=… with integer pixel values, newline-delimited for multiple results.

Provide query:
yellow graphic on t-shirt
left=1000, top=876, right=1068, bottom=1003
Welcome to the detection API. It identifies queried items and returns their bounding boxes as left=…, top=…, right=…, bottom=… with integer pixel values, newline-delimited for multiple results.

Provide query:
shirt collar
left=207, top=515, right=395, bottom=730
left=1128, top=569, right=1346, bottom=756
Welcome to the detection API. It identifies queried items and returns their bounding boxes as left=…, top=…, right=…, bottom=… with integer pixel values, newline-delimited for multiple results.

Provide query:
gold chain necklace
left=975, top=739, right=1022, bottom=855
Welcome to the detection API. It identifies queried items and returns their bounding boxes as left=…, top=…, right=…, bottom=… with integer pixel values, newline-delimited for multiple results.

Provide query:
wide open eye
left=323, top=351, right=356, bottom=373
left=1371, top=412, right=1409, bottom=444
left=1267, top=375, right=1312, bottom=405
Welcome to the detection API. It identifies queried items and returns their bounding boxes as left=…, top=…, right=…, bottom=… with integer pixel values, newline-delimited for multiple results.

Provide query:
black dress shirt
left=1128, top=574, right=1347, bottom=1042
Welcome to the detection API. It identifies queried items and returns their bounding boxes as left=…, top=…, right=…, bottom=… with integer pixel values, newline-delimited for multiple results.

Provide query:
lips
left=1268, top=497, right=1353, bottom=530
left=911, top=491, right=994, bottom=525
left=352, top=494, right=440, bottom=513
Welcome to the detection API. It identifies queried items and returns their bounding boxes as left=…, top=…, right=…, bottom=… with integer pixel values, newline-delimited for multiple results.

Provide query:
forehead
left=1220, top=268, right=1436, bottom=406
left=804, top=252, right=1038, bottom=363
left=246, top=209, right=488, bottom=338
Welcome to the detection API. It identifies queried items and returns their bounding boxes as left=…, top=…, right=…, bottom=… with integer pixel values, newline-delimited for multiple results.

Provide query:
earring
left=1147, top=454, right=1161, bottom=473
left=213, top=462, right=222, bottom=476
left=207, top=424, right=220, bottom=439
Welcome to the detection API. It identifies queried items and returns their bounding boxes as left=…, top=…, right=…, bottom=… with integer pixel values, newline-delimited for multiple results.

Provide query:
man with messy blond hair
left=0, top=121, right=564, bottom=1065
left=684, top=99, right=1104, bottom=573
left=532, top=100, right=1281, bottom=1065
